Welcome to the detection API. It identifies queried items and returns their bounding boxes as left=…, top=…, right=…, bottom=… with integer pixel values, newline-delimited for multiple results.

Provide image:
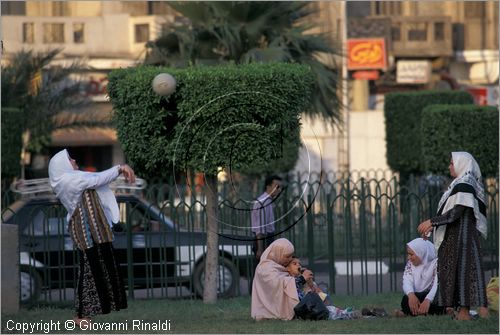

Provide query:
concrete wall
left=349, top=110, right=389, bottom=172
left=1, top=224, right=19, bottom=314
left=295, top=110, right=388, bottom=175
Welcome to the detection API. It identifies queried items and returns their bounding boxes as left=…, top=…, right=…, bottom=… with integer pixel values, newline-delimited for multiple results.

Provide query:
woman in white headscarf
left=48, top=149, right=135, bottom=325
left=251, top=238, right=313, bottom=320
left=395, top=238, right=445, bottom=316
left=418, top=151, right=488, bottom=320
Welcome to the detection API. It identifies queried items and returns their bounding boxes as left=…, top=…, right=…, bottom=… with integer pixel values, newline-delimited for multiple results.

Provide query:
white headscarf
left=48, top=149, right=119, bottom=226
left=251, top=238, right=298, bottom=320
left=406, top=238, right=437, bottom=293
left=434, top=151, right=487, bottom=250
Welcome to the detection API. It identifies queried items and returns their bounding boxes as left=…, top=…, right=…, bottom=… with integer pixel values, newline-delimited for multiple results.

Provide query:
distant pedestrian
left=418, top=151, right=489, bottom=320
left=251, top=175, right=282, bottom=262
left=48, top=149, right=135, bottom=326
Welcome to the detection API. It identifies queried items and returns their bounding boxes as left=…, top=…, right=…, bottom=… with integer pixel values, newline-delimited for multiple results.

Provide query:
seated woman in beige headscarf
left=251, top=238, right=313, bottom=320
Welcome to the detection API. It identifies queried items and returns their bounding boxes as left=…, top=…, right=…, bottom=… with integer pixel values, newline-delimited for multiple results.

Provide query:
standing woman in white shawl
left=48, top=149, right=135, bottom=326
left=395, top=238, right=445, bottom=316
left=418, top=151, right=488, bottom=320
left=251, top=238, right=313, bottom=320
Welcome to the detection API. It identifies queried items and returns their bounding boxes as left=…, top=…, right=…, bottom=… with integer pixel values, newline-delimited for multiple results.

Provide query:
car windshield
left=23, top=209, right=68, bottom=236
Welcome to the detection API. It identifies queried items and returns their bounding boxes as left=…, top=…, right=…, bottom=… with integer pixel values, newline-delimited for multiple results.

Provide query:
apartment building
left=1, top=1, right=179, bottom=174
left=343, top=1, right=499, bottom=110
left=2, top=1, right=498, bottom=175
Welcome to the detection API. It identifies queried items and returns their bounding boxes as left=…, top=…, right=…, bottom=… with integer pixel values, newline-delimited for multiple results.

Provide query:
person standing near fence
left=417, top=151, right=489, bottom=320
left=48, top=149, right=135, bottom=326
left=251, top=175, right=282, bottom=262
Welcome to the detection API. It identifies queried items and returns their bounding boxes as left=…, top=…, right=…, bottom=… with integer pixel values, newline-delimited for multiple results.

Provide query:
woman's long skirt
left=436, top=208, right=488, bottom=308
left=75, top=242, right=127, bottom=318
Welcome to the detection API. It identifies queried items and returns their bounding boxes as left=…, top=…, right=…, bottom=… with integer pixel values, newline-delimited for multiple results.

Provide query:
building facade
left=2, top=1, right=498, bottom=177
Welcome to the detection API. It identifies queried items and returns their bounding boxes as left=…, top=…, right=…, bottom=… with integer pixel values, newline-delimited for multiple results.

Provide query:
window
left=23, top=23, right=35, bottom=44
left=134, top=24, right=150, bottom=43
left=1, top=2, right=26, bottom=15
left=373, top=1, right=401, bottom=16
left=434, top=22, right=445, bottom=41
left=465, top=2, right=485, bottom=19
left=52, top=2, right=70, bottom=16
left=408, top=23, right=427, bottom=41
left=73, top=23, right=84, bottom=43
left=43, top=23, right=65, bottom=43
left=23, top=208, right=68, bottom=236
left=391, top=25, right=401, bottom=41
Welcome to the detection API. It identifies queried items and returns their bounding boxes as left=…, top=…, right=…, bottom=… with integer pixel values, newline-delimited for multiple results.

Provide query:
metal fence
left=2, top=172, right=498, bottom=305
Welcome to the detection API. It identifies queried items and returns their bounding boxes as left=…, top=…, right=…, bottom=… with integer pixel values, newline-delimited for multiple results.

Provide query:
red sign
left=466, top=86, right=488, bottom=106
left=352, top=70, right=380, bottom=80
left=347, top=39, right=387, bottom=70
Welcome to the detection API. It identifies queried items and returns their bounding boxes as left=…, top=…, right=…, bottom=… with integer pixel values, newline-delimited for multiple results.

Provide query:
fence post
left=307, top=193, right=314, bottom=272
left=326, top=193, right=335, bottom=294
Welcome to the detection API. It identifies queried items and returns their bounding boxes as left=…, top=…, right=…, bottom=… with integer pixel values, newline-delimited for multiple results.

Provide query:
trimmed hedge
left=107, top=63, right=314, bottom=180
left=385, top=90, right=473, bottom=175
left=1, top=108, right=24, bottom=179
left=421, top=104, right=499, bottom=177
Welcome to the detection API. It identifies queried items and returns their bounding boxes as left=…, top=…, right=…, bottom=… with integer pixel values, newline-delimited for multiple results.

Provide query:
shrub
left=1, top=108, right=24, bottom=179
left=107, top=63, right=314, bottom=180
left=384, top=90, right=473, bottom=175
left=421, top=104, right=499, bottom=177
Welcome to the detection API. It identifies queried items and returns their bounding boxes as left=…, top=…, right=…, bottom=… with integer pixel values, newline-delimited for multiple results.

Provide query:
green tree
left=108, top=63, right=315, bottom=303
left=1, top=49, right=87, bottom=155
left=146, top=1, right=341, bottom=125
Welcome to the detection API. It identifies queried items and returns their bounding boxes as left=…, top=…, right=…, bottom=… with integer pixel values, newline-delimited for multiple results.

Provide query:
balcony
left=389, top=16, right=453, bottom=57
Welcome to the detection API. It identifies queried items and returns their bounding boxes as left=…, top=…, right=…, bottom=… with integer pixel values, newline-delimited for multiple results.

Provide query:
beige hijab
left=251, top=238, right=299, bottom=321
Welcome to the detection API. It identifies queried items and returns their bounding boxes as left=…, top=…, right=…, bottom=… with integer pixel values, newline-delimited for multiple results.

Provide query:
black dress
left=431, top=205, right=488, bottom=308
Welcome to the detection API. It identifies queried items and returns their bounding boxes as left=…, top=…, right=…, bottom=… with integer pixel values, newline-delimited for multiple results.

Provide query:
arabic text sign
left=347, top=39, right=387, bottom=70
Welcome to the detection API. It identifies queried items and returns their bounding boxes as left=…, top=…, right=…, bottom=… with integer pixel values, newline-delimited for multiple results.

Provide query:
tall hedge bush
left=421, top=104, right=499, bottom=177
left=1, top=108, right=24, bottom=179
left=107, top=63, right=314, bottom=180
left=384, top=90, right=473, bottom=175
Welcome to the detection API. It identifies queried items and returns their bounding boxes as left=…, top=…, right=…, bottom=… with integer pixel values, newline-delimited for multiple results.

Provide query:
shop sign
left=396, top=60, right=431, bottom=84
left=347, top=38, right=387, bottom=70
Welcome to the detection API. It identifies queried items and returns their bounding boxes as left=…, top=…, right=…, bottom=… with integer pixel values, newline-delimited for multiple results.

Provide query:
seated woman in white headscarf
left=394, top=238, right=445, bottom=317
left=251, top=238, right=313, bottom=320
left=48, top=149, right=135, bottom=326
left=418, top=151, right=489, bottom=320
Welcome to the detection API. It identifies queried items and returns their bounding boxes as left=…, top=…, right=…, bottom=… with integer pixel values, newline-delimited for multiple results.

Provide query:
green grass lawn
left=2, top=293, right=498, bottom=334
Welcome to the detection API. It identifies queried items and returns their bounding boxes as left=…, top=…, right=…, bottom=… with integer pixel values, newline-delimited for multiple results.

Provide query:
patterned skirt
left=436, top=209, right=488, bottom=308
left=74, top=242, right=127, bottom=318
left=69, top=190, right=127, bottom=317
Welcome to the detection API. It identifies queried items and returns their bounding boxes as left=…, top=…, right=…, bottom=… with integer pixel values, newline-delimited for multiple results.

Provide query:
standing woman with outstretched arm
left=417, top=151, right=489, bottom=320
left=48, top=149, right=135, bottom=326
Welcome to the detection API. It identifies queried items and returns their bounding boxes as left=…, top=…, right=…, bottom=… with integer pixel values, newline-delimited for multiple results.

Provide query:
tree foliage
left=107, top=63, right=314, bottom=180
left=145, top=1, right=341, bottom=125
left=1, top=49, right=86, bottom=155
left=384, top=90, right=473, bottom=175
left=421, top=104, right=499, bottom=177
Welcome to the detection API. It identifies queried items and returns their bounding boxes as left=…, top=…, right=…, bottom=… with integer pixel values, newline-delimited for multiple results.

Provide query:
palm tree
left=1, top=49, right=90, bottom=181
left=145, top=1, right=341, bottom=125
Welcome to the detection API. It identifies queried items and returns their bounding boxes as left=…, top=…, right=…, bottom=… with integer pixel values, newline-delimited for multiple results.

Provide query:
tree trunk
left=203, top=174, right=219, bottom=303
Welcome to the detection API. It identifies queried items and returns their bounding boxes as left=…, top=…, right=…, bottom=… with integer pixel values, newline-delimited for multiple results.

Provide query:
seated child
left=287, top=258, right=356, bottom=320
left=394, top=238, right=445, bottom=317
